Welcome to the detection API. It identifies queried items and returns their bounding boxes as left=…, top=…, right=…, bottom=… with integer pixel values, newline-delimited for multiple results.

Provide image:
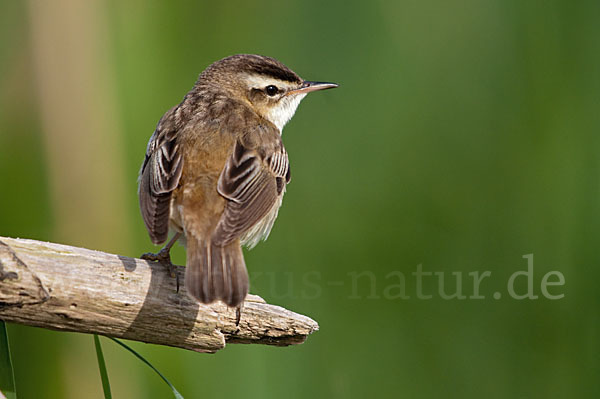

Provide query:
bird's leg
left=141, top=233, right=182, bottom=290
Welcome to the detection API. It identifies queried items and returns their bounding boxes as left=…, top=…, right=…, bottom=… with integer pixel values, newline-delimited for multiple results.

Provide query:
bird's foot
left=141, top=248, right=180, bottom=292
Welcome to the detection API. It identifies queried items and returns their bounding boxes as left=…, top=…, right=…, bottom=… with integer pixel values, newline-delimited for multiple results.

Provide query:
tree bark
left=0, top=236, right=318, bottom=353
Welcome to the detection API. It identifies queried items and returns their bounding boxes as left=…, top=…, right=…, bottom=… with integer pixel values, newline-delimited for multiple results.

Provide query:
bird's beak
left=288, top=81, right=339, bottom=95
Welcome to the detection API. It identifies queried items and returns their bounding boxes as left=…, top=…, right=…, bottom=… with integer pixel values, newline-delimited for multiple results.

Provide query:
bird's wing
left=138, top=107, right=184, bottom=244
left=213, top=136, right=290, bottom=246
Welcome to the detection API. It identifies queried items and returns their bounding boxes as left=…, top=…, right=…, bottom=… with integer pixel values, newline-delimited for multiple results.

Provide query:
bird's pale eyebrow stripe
left=244, top=74, right=294, bottom=92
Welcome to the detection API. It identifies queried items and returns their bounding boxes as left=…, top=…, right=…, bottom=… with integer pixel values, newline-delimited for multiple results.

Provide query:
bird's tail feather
left=185, top=237, right=248, bottom=307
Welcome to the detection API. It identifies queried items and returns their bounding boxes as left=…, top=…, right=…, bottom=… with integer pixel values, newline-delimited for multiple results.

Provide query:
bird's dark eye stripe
left=265, top=85, right=279, bottom=96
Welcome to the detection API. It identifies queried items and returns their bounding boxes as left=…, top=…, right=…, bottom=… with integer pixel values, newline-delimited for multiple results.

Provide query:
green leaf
left=0, top=321, right=17, bottom=399
left=93, top=335, right=112, bottom=399
left=107, top=337, right=184, bottom=399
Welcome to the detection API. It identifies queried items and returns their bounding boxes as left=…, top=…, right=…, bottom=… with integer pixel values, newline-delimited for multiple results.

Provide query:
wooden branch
left=0, top=236, right=318, bottom=353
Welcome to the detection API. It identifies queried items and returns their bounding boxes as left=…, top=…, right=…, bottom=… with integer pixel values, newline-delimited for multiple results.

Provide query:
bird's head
left=198, top=54, right=338, bottom=132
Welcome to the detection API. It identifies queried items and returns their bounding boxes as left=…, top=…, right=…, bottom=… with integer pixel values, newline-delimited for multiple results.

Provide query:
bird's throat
left=266, top=93, right=307, bottom=133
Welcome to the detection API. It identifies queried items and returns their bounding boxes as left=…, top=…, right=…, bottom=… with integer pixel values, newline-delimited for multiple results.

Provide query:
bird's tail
left=185, top=236, right=249, bottom=307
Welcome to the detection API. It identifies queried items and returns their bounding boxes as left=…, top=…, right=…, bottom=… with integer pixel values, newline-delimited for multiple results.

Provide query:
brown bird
left=138, top=54, right=337, bottom=308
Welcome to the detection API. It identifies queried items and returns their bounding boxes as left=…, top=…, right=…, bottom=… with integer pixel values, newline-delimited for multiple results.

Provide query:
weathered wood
left=0, top=236, right=318, bottom=353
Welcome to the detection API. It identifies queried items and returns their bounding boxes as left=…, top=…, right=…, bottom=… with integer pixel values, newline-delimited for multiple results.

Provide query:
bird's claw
left=141, top=249, right=179, bottom=292
left=235, top=304, right=243, bottom=326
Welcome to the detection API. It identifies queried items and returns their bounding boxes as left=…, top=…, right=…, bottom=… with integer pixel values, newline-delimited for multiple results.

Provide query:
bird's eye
left=265, top=85, right=279, bottom=96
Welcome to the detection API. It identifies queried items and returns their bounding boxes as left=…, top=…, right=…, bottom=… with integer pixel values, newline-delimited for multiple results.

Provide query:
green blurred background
left=1, top=0, right=599, bottom=397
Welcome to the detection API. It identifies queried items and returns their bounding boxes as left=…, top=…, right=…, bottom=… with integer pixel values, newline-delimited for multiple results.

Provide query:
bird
left=138, top=54, right=337, bottom=309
